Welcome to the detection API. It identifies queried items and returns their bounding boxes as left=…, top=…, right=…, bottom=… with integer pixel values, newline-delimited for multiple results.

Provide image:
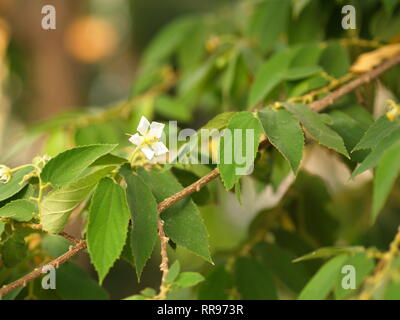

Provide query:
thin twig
left=358, top=227, right=400, bottom=300
left=157, top=168, right=221, bottom=212
left=309, top=53, right=400, bottom=112
left=58, top=232, right=80, bottom=245
left=21, top=223, right=80, bottom=244
left=154, top=218, right=170, bottom=300
left=0, top=240, right=87, bottom=298
left=154, top=167, right=221, bottom=299
left=1, top=53, right=399, bottom=299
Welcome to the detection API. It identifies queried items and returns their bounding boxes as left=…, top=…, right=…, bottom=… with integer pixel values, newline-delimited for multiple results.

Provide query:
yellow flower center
left=142, top=135, right=158, bottom=147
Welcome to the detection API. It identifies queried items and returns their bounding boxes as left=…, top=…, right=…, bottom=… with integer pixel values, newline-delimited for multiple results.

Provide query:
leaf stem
left=9, top=164, right=34, bottom=173
left=128, top=146, right=141, bottom=167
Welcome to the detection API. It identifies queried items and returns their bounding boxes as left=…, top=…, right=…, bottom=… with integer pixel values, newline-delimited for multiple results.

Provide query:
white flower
left=129, top=116, right=169, bottom=160
left=0, top=165, right=11, bottom=184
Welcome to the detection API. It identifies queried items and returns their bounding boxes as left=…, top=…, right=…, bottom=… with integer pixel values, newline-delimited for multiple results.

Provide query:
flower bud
left=32, top=155, right=52, bottom=169
left=0, top=165, right=11, bottom=184
left=385, top=100, right=400, bottom=122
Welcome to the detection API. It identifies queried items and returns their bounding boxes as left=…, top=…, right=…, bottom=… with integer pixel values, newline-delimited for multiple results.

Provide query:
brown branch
left=154, top=218, right=170, bottom=300
left=309, top=53, right=400, bottom=112
left=1, top=53, right=400, bottom=299
left=21, top=223, right=80, bottom=244
left=58, top=232, right=80, bottom=245
left=154, top=167, right=221, bottom=299
left=0, top=240, right=87, bottom=298
left=0, top=170, right=221, bottom=298
left=157, top=168, right=221, bottom=212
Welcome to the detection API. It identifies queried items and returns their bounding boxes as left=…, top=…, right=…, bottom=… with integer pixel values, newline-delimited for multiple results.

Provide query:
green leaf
left=328, top=108, right=371, bottom=162
left=120, top=166, right=158, bottom=280
left=0, top=184, right=35, bottom=209
left=283, top=103, right=349, bottom=157
left=0, top=221, right=4, bottom=237
left=75, top=123, right=121, bottom=146
left=353, top=115, right=400, bottom=151
left=155, top=95, right=191, bottom=123
left=177, top=20, right=206, bottom=71
left=383, top=0, right=399, bottom=14
left=293, top=246, right=365, bottom=262
left=57, top=262, right=109, bottom=300
left=370, top=9, right=400, bottom=42
left=1, top=233, right=27, bottom=268
left=90, top=154, right=128, bottom=167
left=289, top=76, right=328, bottom=98
left=222, top=49, right=240, bottom=99
left=292, top=0, right=312, bottom=18
left=165, top=260, right=181, bottom=284
left=235, top=181, right=242, bottom=205
left=120, top=226, right=135, bottom=266
left=0, top=199, right=36, bottom=222
left=142, top=16, right=197, bottom=66
left=0, top=166, right=34, bottom=202
left=384, top=279, right=400, bottom=299
left=247, top=0, right=290, bottom=53
left=288, top=0, right=324, bottom=44
left=298, top=254, right=348, bottom=300
left=124, top=294, right=146, bottom=300
left=293, top=172, right=339, bottom=246
left=234, top=257, right=277, bottom=300
left=198, top=265, right=233, bottom=300
left=385, top=0, right=400, bottom=12
left=140, top=287, right=157, bottom=298
left=174, top=272, right=205, bottom=288
left=41, top=166, right=114, bottom=233
left=41, top=235, right=70, bottom=257
left=41, top=144, right=117, bottom=186
left=372, top=141, right=400, bottom=222
left=132, top=66, right=163, bottom=95
left=319, top=41, right=350, bottom=78
left=87, top=178, right=131, bottom=284
left=44, top=128, right=68, bottom=157
left=218, top=112, right=264, bottom=190
left=273, top=229, right=316, bottom=260
left=342, top=104, right=374, bottom=129
left=334, top=253, right=374, bottom=300
left=137, top=167, right=212, bottom=263
left=284, top=66, right=322, bottom=80
left=203, top=112, right=236, bottom=130
left=352, top=127, right=400, bottom=178
left=270, top=150, right=292, bottom=190
left=178, top=55, right=215, bottom=94
left=258, top=108, right=304, bottom=172
left=1, top=273, right=25, bottom=300
left=172, top=168, right=211, bottom=206
left=255, top=242, right=310, bottom=293
left=290, top=43, right=322, bottom=68
left=248, top=50, right=294, bottom=106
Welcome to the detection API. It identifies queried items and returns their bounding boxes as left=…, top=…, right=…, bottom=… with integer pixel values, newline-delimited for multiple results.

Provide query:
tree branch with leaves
left=1, top=0, right=400, bottom=301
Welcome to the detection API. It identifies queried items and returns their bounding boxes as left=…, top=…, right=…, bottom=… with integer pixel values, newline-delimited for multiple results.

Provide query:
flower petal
left=151, top=141, right=169, bottom=156
left=141, top=146, right=155, bottom=160
left=149, top=121, right=165, bottom=139
left=137, top=116, right=151, bottom=135
left=129, top=133, right=144, bottom=146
